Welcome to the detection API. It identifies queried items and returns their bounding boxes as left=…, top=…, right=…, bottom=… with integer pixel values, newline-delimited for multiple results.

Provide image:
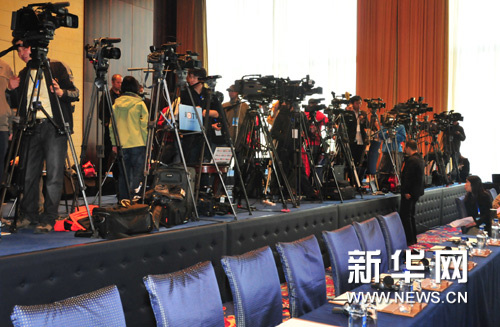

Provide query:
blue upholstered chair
left=353, top=217, right=390, bottom=273
left=143, top=261, right=224, bottom=327
left=221, top=246, right=282, bottom=327
left=456, top=195, right=467, bottom=219
left=489, top=188, right=497, bottom=202
left=322, top=225, right=363, bottom=295
left=276, top=235, right=326, bottom=317
left=377, top=212, right=407, bottom=255
left=10, top=285, right=126, bottom=327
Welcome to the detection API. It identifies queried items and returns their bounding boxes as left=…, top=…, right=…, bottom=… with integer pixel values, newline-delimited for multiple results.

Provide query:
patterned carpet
left=222, top=225, right=461, bottom=325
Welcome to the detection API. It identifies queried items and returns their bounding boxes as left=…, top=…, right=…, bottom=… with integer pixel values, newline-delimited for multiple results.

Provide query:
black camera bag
left=93, top=202, right=153, bottom=239
left=149, top=166, right=195, bottom=227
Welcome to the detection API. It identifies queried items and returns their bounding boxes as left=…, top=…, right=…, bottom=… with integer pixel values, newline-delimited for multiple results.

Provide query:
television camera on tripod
left=1, top=2, right=96, bottom=234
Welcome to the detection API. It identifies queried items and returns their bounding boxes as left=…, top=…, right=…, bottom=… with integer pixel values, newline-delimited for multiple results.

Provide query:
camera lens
left=102, top=47, right=121, bottom=60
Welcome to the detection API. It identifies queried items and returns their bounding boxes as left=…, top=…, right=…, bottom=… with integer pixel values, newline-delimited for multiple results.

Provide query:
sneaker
left=16, top=219, right=31, bottom=229
left=34, top=223, right=53, bottom=234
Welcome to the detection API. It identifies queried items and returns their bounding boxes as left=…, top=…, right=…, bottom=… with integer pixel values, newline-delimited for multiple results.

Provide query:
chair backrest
left=11, top=285, right=126, bottom=327
left=353, top=217, right=389, bottom=273
left=489, top=188, right=498, bottom=202
left=143, top=261, right=224, bottom=327
left=377, top=212, right=407, bottom=257
left=276, top=235, right=326, bottom=317
left=221, top=246, right=282, bottom=327
left=455, top=195, right=467, bottom=219
left=322, top=225, right=362, bottom=295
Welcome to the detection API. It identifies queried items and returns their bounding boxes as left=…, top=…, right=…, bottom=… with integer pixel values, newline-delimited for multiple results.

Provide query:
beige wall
left=0, top=0, right=84, bottom=161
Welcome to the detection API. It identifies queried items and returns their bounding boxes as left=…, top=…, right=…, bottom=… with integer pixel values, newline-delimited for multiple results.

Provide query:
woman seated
left=464, top=175, right=492, bottom=234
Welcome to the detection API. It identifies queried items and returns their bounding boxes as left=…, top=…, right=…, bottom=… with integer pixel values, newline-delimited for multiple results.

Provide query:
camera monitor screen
left=178, top=104, right=202, bottom=132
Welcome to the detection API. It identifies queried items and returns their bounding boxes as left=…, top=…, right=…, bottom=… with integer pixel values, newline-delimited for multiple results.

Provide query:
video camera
left=233, top=75, right=322, bottom=103
left=147, top=43, right=201, bottom=70
left=303, top=98, right=326, bottom=113
left=325, top=92, right=351, bottom=116
left=393, top=97, right=433, bottom=115
left=364, top=98, right=386, bottom=112
left=11, top=2, right=78, bottom=49
left=431, top=110, right=464, bottom=134
left=85, top=37, right=121, bottom=73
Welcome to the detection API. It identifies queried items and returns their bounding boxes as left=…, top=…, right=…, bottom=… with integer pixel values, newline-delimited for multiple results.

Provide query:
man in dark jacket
left=7, top=38, right=79, bottom=233
left=399, top=139, right=425, bottom=245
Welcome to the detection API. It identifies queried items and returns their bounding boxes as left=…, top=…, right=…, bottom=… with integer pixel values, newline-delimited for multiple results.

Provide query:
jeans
left=118, top=146, right=146, bottom=200
left=20, top=121, right=67, bottom=225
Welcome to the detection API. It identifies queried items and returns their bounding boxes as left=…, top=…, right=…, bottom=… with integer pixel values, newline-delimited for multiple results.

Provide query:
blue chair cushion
left=377, top=212, right=407, bottom=257
left=276, top=235, right=326, bottom=317
left=143, top=261, right=224, bottom=327
left=221, top=246, right=282, bottom=327
left=322, top=225, right=362, bottom=295
left=10, top=285, right=125, bottom=327
left=353, top=218, right=390, bottom=273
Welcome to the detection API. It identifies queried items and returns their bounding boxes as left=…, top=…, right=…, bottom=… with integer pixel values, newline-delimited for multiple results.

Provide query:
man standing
left=345, top=95, right=368, bottom=186
left=399, top=139, right=425, bottom=245
left=7, top=38, right=79, bottom=233
left=180, top=67, right=221, bottom=164
left=99, top=73, right=122, bottom=173
left=222, top=84, right=248, bottom=144
left=442, top=120, right=466, bottom=182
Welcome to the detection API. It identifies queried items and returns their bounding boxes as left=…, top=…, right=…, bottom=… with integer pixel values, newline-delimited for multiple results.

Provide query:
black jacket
left=8, top=59, right=79, bottom=131
left=401, top=152, right=425, bottom=200
left=344, top=109, right=368, bottom=145
left=464, top=191, right=492, bottom=231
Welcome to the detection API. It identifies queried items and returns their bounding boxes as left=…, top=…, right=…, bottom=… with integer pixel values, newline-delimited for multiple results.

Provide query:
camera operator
left=180, top=67, right=222, bottom=164
left=0, top=59, right=14, bottom=184
left=7, top=37, right=79, bottom=234
left=271, top=102, right=317, bottom=200
left=222, top=84, right=248, bottom=144
left=442, top=119, right=466, bottom=182
left=345, top=95, right=368, bottom=185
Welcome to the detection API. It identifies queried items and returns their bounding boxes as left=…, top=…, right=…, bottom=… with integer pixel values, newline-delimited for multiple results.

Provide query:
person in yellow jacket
left=110, top=76, right=148, bottom=200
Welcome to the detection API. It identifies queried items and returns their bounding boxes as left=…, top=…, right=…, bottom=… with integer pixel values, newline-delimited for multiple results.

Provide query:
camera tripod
left=235, top=101, right=297, bottom=209
left=143, top=61, right=248, bottom=220
left=80, top=61, right=132, bottom=206
left=426, top=132, right=450, bottom=185
left=305, top=109, right=344, bottom=202
left=0, top=46, right=95, bottom=234
left=332, top=111, right=364, bottom=197
left=289, top=104, right=324, bottom=204
left=371, top=111, right=401, bottom=187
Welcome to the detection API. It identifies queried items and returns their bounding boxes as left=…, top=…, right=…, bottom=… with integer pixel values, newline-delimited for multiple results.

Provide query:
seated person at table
left=464, top=175, right=492, bottom=234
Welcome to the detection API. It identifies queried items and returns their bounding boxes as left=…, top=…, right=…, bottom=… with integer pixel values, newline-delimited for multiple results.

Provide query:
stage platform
left=0, top=184, right=466, bottom=326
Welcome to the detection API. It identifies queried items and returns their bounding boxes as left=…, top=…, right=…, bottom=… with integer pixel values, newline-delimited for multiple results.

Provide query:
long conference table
left=294, top=237, right=500, bottom=327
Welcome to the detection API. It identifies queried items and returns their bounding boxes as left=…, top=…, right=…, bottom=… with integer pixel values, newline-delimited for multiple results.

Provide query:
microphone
left=199, top=75, right=222, bottom=81
left=371, top=275, right=397, bottom=291
left=100, top=37, right=121, bottom=44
